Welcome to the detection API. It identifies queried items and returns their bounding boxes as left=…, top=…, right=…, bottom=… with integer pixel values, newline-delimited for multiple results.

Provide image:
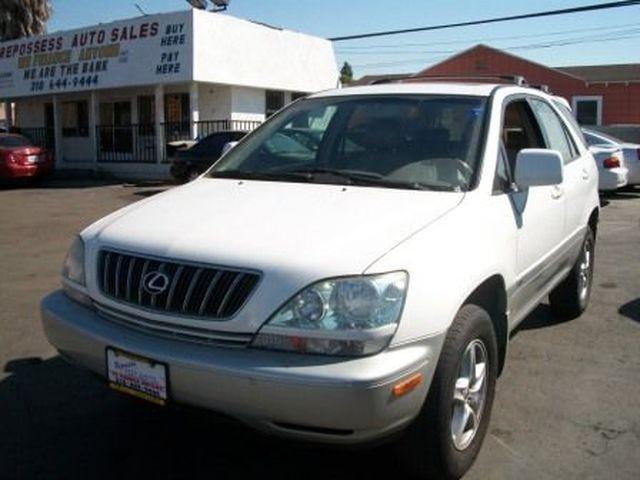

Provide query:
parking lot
left=0, top=180, right=638, bottom=479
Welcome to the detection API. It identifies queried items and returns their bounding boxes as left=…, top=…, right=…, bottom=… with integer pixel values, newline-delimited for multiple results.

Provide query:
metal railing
left=163, top=119, right=262, bottom=144
left=15, top=119, right=263, bottom=164
left=18, top=126, right=56, bottom=151
left=96, top=124, right=157, bottom=163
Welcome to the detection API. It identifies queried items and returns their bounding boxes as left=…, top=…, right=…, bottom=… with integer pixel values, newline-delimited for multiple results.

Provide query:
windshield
left=584, top=130, right=622, bottom=146
left=208, top=95, right=488, bottom=191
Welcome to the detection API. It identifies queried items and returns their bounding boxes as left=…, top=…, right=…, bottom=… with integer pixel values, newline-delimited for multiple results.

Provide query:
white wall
left=198, top=83, right=231, bottom=120
left=231, top=86, right=265, bottom=122
left=193, top=10, right=338, bottom=93
left=61, top=137, right=92, bottom=163
left=15, top=100, right=44, bottom=126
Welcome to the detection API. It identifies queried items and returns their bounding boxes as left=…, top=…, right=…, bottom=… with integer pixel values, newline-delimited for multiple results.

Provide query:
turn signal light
left=392, top=373, right=423, bottom=397
left=602, top=156, right=620, bottom=169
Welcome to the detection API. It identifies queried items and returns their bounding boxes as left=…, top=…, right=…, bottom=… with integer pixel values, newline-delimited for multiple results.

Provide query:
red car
left=0, top=133, right=54, bottom=182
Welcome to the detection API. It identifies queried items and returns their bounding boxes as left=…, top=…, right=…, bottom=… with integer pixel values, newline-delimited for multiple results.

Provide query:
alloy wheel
left=451, top=338, right=489, bottom=451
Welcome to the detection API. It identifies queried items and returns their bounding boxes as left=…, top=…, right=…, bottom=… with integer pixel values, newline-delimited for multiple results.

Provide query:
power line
left=339, top=27, right=640, bottom=55
left=335, top=22, right=640, bottom=51
left=349, top=32, right=640, bottom=69
left=329, top=1, right=640, bottom=42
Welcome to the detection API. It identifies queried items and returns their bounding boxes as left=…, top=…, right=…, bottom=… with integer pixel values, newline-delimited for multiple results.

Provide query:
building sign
left=0, top=11, right=192, bottom=99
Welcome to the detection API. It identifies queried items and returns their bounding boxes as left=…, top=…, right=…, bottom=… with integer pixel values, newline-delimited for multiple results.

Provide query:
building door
left=99, top=101, right=132, bottom=154
left=164, top=93, right=190, bottom=140
left=44, top=103, right=55, bottom=151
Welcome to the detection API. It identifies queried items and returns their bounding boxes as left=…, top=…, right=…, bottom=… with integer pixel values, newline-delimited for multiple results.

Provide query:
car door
left=529, top=98, right=590, bottom=257
left=501, top=98, right=566, bottom=321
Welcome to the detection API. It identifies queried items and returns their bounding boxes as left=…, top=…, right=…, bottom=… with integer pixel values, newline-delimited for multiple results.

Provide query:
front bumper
left=41, top=290, right=444, bottom=444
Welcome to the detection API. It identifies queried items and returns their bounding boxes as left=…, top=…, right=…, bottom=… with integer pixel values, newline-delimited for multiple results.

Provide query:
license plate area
left=106, top=347, right=168, bottom=405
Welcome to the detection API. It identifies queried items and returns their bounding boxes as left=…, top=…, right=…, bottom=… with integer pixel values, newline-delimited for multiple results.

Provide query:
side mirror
left=514, top=149, right=563, bottom=188
left=221, top=141, right=238, bottom=156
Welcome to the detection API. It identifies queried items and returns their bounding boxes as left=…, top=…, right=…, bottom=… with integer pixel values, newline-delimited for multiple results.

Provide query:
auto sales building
left=0, top=9, right=338, bottom=178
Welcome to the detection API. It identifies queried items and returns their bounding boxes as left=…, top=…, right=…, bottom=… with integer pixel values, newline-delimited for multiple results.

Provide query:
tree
left=340, top=61, right=353, bottom=85
left=0, top=0, right=52, bottom=41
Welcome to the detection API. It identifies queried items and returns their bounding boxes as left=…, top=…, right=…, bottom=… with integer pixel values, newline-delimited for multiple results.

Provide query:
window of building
left=164, top=93, right=190, bottom=137
left=61, top=101, right=88, bottom=137
left=291, top=92, right=307, bottom=101
left=572, top=96, right=602, bottom=126
left=266, top=90, right=285, bottom=117
left=138, top=95, right=155, bottom=125
left=164, top=93, right=189, bottom=123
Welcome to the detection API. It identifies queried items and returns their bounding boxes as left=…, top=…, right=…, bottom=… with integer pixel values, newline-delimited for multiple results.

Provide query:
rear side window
left=0, top=135, right=32, bottom=147
left=529, top=98, right=578, bottom=164
left=192, top=134, right=231, bottom=157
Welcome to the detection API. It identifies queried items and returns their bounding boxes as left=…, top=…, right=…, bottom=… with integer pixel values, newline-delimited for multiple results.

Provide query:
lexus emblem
left=142, top=271, right=170, bottom=295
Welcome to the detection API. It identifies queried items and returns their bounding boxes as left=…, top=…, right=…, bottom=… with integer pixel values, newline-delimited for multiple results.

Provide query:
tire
left=398, top=304, right=498, bottom=479
left=549, top=227, right=595, bottom=319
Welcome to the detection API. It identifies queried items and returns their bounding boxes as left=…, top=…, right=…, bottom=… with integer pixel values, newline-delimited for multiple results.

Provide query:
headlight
left=62, top=235, right=86, bottom=286
left=251, top=271, right=408, bottom=356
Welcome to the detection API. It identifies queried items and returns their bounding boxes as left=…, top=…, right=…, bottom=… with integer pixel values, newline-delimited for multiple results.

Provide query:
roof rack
left=530, top=84, right=551, bottom=93
left=370, top=74, right=529, bottom=87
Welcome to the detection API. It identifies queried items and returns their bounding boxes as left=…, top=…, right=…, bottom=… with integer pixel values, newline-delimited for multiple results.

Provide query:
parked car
left=0, top=133, right=53, bottom=183
left=42, top=81, right=600, bottom=479
left=549, top=100, right=629, bottom=192
left=583, top=128, right=640, bottom=186
left=587, top=142, right=628, bottom=192
left=170, top=130, right=247, bottom=182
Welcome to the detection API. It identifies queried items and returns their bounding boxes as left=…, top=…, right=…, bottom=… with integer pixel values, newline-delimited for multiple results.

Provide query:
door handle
left=582, top=169, right=590, bottom=180
left=551, top=186, right=564, bottom=199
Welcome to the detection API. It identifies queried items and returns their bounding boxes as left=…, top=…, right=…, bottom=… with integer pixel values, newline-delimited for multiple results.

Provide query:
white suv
left=42, top=81, right=600, bottom=479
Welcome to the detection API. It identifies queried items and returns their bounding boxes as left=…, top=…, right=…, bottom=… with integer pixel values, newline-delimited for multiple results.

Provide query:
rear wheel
left=549, top=227, right=595, bottom=319
left=399, top=304, right=498, bottom=479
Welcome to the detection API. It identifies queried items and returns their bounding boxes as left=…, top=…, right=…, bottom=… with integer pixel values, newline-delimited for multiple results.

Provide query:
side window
left=501, top=99, right=544, bottom=172
left=529, top=98, right=578, bottom=164
left=493, top=145, right=512, bottom=194
left=552, top=101, right=587, bottom=148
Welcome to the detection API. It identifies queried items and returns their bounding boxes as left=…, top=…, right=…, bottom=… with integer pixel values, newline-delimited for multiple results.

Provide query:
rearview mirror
left=514, top=149, right=563, bottom=188
left=222, top=141, right=238, bottom=156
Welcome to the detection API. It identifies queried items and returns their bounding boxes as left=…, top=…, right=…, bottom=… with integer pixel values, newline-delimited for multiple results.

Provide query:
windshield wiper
left=209, top=170, right=313, bottom=182
left=290, top=167, right=440, bottom=191
left=211, top=168, right=450, bottom=191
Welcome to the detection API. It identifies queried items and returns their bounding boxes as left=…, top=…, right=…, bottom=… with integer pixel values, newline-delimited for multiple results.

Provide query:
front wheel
left=398, top=304, right=498, bottom=479
left=549, top=227, right=595, bottom=319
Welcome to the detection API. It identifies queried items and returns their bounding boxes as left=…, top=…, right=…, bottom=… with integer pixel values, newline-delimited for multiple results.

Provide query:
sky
left=47, top=0, right=640, bottom=78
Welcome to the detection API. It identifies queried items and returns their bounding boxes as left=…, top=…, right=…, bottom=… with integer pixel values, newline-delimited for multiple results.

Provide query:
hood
left=91, top=178, right=463, bottom=279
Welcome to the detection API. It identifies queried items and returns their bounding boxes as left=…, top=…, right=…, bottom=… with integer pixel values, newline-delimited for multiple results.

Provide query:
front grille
left=98, top=250, right=260, bottom=319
